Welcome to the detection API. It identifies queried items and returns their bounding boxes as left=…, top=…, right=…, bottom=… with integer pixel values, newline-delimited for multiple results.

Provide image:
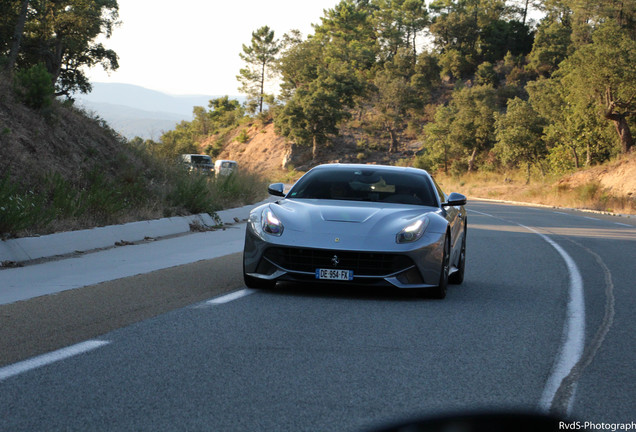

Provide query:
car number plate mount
left=315, top=268, right=354, bottom=281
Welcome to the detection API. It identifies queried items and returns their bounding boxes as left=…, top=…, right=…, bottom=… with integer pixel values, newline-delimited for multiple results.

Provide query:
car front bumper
left=243, top=225, right=445, bottom=289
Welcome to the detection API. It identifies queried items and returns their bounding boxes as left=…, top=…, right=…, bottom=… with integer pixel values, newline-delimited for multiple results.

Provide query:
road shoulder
left=0, top=253, right=242, bottom=367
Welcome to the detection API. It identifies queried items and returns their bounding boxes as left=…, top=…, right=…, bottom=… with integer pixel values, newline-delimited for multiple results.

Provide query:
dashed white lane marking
left=614, top=222, right=632, bottom=227
left=3, top=289, right=258, bottom=380
left=583, top=216, right=599, bottom=221
left=553, top=211, right=569, bottom=215
left=0, top=340, right=110, bottom=381
left=206, top=289, right=256, bottom=305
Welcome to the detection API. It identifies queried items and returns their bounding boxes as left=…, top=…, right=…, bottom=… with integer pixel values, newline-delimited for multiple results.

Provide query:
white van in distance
left=214, top=160, right=238, bottom=177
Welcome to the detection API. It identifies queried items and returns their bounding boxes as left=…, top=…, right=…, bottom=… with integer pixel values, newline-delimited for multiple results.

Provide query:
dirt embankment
left=213, top=123, right=293, bottom=178
left=0, top=76, right=143, bottom=189
left=557, top=153, right=636, bottom=197
left=209, top=122, right=421, bottom=180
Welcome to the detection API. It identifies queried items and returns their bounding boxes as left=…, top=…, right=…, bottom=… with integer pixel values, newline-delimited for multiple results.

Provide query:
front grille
left=264, top=247, right=414, bottom=277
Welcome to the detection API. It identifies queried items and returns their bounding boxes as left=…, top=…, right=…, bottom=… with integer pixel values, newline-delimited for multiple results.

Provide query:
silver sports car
left=243, top=164, right=467, bottom=298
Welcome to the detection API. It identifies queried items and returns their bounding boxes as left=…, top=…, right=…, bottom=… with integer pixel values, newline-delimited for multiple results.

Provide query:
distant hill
left=75, top=101, right=188, bottom=140
left=75, top=83, right=244, bottom=140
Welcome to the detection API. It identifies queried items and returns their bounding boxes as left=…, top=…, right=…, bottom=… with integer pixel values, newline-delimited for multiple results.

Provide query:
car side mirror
left=268, top=183, right=285, bottom=197
left=443, top=192, right=467, bottom=207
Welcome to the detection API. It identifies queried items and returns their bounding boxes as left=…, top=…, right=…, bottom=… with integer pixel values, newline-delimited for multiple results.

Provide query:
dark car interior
left=289, top=169, right=438, bottom=207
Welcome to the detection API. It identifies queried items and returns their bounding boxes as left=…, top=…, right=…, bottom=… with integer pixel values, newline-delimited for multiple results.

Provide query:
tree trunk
left=522, top=0, right=529, bottom=26
left=467, top=148, right=477, bottom=172
left=312, top=135, right=318, bottom=161
left=538, top=160, right=546, bottom=177
left=388, top=128, right=398, bottom=153
left=607, top=113, right=634, bottom=153
left=259, top=61, right=266, bottom=113
left=49, top=37, right=64, bottom=86
left=570, top=145, right=580, bottom=169
left=6, top=0, right=30, bottom=72
left=443, top=143, right=448, bottom=174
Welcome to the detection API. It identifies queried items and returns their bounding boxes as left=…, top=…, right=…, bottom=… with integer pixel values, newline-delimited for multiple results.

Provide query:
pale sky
left=86, top=0, right=341, bottom=96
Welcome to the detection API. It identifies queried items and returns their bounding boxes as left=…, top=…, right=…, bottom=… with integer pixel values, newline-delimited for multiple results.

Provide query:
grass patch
left=0, top=176, right=52, bottom=238
left=0, top=157, right=269, bottom=238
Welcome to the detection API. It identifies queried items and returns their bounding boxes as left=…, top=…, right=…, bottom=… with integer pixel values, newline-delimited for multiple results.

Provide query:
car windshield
left=288, top=167, right=438, bottom=206
left=191, top=155, right=212, bottom=164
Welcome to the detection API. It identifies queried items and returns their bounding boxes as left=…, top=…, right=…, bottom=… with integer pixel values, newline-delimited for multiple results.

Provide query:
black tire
left=243, top=273, right=277, bottom=290
left=449, top=226, right=466, bottom=285
left=432, top=236, right=450, bottom=299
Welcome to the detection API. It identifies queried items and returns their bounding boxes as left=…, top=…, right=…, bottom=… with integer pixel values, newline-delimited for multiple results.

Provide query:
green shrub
left=83, top=173, right=127, bottom=222
left=13, top=64, right=55, bottom=110
left=208, top=171, right=268, bottom=209
left=577, top=182, right=601, bottom=202
left=0, top=176, right=53, bottom=238
left=44, top=172, right=85, bottom=219
left=236, top=129, right=250, bottom=143
left=169, top=173, right=218, bottom=215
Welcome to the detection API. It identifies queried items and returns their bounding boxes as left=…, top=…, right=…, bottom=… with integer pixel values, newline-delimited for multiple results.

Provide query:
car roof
left=309, top=163, right=432, bottom=177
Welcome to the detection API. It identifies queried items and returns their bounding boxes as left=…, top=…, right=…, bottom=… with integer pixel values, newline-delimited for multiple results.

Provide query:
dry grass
left=437, top=165, right=636, bottom=215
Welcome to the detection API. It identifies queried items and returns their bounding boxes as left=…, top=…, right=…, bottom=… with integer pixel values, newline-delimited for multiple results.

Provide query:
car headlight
left=396, top=217, right=428, bottom=243
left=262, top=208, right=284, bottom=236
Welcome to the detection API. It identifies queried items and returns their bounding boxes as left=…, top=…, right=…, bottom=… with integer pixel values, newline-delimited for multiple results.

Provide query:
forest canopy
left=1, top=0, right=119, bottom=97
left=3, top=0, right=634, bottom=179
left=155, top=0, right=635, bottom=177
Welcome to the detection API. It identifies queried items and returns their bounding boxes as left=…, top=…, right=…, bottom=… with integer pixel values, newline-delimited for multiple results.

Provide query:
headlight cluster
left=396, top=217, right=429, bottom=243
left=262, top=208, right=284, bottom=236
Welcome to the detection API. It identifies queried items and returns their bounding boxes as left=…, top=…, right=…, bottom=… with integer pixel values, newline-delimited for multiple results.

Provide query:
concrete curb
left=0, top=200, right=270, bottom=265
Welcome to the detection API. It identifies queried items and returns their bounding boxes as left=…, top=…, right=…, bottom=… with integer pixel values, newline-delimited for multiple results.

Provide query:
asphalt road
left=0, top=201, right=635, bottom=431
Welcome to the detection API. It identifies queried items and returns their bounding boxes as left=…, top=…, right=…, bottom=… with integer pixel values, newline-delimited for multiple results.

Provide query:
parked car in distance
left=215, top=160, right=238, bottom=177
left=180, top=154, right=214, bottom=175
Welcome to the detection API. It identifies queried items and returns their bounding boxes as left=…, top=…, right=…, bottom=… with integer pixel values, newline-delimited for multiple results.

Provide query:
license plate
left=315, top=269, right=354, bottom=281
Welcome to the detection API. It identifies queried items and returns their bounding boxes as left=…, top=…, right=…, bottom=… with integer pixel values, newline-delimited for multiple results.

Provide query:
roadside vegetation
left=0, top=64, right=267, bottom=239
left=131, top=0, right=634, bottom=213
left=0, top=144, right=268, bottom=239
left=1, top=0, right=635, bottom=240
left=437, top=163, right=636, bottom=215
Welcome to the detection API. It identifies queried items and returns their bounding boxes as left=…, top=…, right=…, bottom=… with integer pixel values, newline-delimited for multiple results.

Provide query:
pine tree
left=237, top=26, right=280, bottom=114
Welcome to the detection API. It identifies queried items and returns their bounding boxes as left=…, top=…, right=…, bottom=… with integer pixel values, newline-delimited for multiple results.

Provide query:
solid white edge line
left=519, top=225, right=586, bottom=413
left=471, top=207, right=586, bottom=412
left=206, top=288, right=256, bottom=305
left=0, top=340, right=110, bottom=381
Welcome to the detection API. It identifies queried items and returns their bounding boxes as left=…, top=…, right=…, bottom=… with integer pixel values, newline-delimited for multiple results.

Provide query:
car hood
left=262, top=199, right=444, bottom=250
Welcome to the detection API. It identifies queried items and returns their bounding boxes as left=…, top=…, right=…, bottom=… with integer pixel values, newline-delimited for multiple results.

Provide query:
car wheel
left=244, top=273, right=276, bottom=290
left=432, top=236, right=450, bottom=299
left=449, top=225, right=466, bottom=285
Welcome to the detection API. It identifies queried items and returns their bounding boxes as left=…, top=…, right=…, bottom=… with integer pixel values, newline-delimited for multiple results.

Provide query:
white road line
left=521, top=226, right=586, bottom=413
left=615, top=222, right=632, bottom=227
left=471, top=209, right=586, bottom=413
left=553, top=212, right=569, bottom=215
left=206, top=289, right=256, bottom=305
left=0, top=340, right=110, bottom=381
left=583, top=216, right=599, bottom=221
left=468, top=209, right=493, bottom=217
